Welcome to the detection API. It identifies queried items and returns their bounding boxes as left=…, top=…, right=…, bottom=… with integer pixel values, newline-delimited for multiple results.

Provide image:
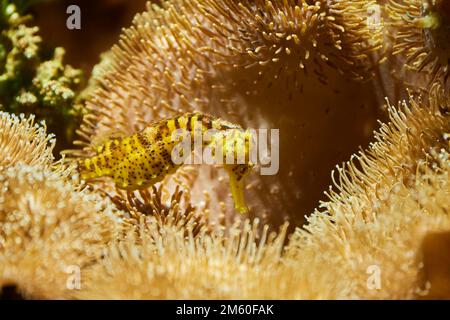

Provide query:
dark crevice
left=0, top=284, right=26, bottom=300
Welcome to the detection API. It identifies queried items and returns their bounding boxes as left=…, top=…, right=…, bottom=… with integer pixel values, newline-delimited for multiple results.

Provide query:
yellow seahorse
left=77, top=112, right=254, bottom=213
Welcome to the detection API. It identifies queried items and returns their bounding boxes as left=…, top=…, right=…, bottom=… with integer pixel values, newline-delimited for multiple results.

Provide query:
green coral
left=16, top=47, right=83, bottom=110
left=0, top=0, right=83, bottom=153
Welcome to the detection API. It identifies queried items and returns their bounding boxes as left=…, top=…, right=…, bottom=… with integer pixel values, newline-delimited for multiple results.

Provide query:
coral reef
left=69, top=0, right=387, bottom=228
left=0, top=0, right=84, bottom=152
left=0, top=0, right=449, bottom=300
left=286, top=93, right=450, bottom=299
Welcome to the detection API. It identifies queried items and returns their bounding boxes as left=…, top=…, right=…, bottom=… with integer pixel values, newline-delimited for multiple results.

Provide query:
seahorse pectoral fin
left=225, top=165, right=249, bottom=214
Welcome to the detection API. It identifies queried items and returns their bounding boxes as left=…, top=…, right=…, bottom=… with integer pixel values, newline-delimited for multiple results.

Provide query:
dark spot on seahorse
left=203, top=117, right=213, bottom=129
left=137, top=133, right=150, bottom=147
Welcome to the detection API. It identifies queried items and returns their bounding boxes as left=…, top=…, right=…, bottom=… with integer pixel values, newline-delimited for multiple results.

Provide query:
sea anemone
left=389, top=0, right=450, bottom=86
left=76, top=219, right=289, bottom=299
left=286, top=91, right=450, bottom=298
left=74, top=0, right=384, bottom=148
left=1, top=0, right=449, bottom=300
left=0, top=112, right=55, bottom=169
left=0, top=112, right=124, bottom=299
left=0, top=163, right=125, bottom=299
left=72, top=90, right=450, bottom=299
left=69, top=0, right=386, bottom=228
left=109, top=184, right=212, bottom=238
